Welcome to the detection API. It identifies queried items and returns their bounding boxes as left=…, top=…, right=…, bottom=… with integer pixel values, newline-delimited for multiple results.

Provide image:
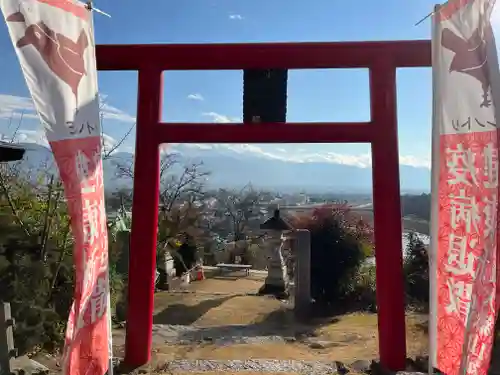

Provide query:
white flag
left=1, top=1, right=113, bottom=374
left=430, top=1, right=500, bottom=374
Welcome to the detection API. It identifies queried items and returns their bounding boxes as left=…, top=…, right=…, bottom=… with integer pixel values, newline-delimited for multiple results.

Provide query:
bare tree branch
left=216, top=185, right=261, bottom=242
left=102, top=122, right=136, bottom=160
left=40, top=176, right=64, bottom=262
left=0, top=165, right=30, bottom=237
left=10, top=111, right=24, bottom=143
left=112, top=150, right=210, bottom=251
left=161, top=161, right=209, bottom=211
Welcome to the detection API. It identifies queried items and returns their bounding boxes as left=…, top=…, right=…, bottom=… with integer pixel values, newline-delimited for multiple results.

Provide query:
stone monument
left=291, top=229, right=311, bottom=320
left=258, top=207, right=292, bottom=298
left=115, top=230, right=131, bottom=276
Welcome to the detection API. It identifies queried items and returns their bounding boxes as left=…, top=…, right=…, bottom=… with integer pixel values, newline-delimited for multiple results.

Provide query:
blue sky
left=1, top=0, right=492, bottom=169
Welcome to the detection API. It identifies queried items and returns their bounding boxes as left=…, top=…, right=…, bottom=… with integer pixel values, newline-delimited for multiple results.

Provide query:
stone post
left=114, top=231, right=130, bottom=321
left=293, top=229, right=311, bottom=320
left=115, top=230, right=131, bottom=276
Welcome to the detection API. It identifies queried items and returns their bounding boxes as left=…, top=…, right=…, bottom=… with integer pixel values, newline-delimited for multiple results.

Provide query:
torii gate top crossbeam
left=96, top=40, right=431, bottom=71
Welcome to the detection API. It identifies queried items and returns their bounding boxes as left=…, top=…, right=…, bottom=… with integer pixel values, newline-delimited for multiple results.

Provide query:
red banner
left=430, top=1, right=500, bottom=374
left=1, top=1, right=112, bottom=374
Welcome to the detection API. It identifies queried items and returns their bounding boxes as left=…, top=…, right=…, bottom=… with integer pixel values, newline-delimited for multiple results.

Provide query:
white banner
left=0, top=0, right=112, bottom=374
left=430, top=0, right=500, bottom=374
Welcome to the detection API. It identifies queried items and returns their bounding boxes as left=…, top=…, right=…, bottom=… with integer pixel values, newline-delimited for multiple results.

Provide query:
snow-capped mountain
left=10, top=143, right=431, bottom=193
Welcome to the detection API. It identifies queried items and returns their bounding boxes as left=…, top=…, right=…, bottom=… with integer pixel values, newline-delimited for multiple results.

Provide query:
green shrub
left=0, top=172, right=126, bottom=355
left=404, top=231, right=429, bottom=310
left=292, top=205, right=373, bottom=309
left=349, top=264, right=377, bottom=312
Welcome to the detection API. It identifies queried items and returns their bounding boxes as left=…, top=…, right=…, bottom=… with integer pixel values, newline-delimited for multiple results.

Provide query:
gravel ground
left=151, top=360, right=427, bottom=374
left=157, top=359, right=339, bottom=374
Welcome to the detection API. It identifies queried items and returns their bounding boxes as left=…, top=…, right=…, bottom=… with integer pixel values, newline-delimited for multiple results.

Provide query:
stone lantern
left=157, top=239, right=177, bottom=290
left=259, top=207, right=293, bottom=297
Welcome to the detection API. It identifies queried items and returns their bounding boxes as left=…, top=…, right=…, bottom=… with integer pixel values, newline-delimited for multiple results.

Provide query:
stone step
left=143, top=359, right=430, bottom=375
left=151, top=359, right=339, bottom=374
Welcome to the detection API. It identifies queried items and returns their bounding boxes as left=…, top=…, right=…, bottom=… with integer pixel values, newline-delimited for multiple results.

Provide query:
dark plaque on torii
left=243, top=69, right=288, bottom=123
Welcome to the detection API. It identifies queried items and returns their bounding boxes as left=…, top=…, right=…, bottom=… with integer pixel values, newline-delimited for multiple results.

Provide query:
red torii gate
left=95, top=40, right=431, bottom=371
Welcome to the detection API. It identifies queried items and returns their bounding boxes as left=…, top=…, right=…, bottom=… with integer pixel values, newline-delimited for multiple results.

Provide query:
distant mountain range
left=14, top=143, right=431, bottom=194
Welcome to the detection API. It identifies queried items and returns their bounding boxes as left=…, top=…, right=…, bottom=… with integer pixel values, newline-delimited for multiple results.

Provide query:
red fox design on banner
left=7, top=9, right=89, bottom=102
left=441, top=24, right=494, bottom=107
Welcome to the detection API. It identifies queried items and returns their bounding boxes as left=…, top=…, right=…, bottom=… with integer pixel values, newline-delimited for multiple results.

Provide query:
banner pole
left=429, top=6, right=441, bottom=374
left=84, top=2, right=114, bottom=373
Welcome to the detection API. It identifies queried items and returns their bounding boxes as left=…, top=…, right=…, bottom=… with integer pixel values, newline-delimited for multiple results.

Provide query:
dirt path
left=109, top=277, right=429, bottom=374
left=28, top=276, right=500, bottom=374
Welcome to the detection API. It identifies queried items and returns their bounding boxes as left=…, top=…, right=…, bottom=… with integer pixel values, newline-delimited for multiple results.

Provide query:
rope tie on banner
left=84, top=0, right=111, bottom=18
left=415, top=3, right=443, bottom=26
left=415, top=1, right=495, bottom=27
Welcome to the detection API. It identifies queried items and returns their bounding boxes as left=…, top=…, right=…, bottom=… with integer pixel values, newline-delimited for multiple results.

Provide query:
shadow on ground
left=158, top=300, right=345, bottom=341
left=153, top=296, right=234, bottom=325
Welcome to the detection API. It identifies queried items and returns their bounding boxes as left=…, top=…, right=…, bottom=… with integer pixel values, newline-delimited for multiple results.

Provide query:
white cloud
left=0, top=94, right=38, bottom=120
left=398, top=155, right=431, bottom=169
left=178, top=143, right=430, bottom=169
left=229, top=14, right=243, bottom=20
left=2, top=129, right=49, bottom=147
left=202, top=112, right=241, bottom=123
left=187, top=93, right=204, bottom=101
left=183, top=143, right=213, bottom=150
left=222, top=144, right=374, bottom=167
left=0, top=94, right=136, bottom=123
left=100, top=102, right=136, bottom=123
left=98, top=94, right=136, bottom=122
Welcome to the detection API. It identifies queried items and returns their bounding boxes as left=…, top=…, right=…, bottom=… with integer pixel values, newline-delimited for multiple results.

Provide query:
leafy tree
left=0, top=159, right=126, bottom=354
left=292, top=204, right=373, bottom=309
left=404, top=231, right=429, bottom=309
left=0, top=107, right=133, bottom=353
left=0, top=164, right=72, bottom=353
left=350, top=264, right=377, bottom=312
